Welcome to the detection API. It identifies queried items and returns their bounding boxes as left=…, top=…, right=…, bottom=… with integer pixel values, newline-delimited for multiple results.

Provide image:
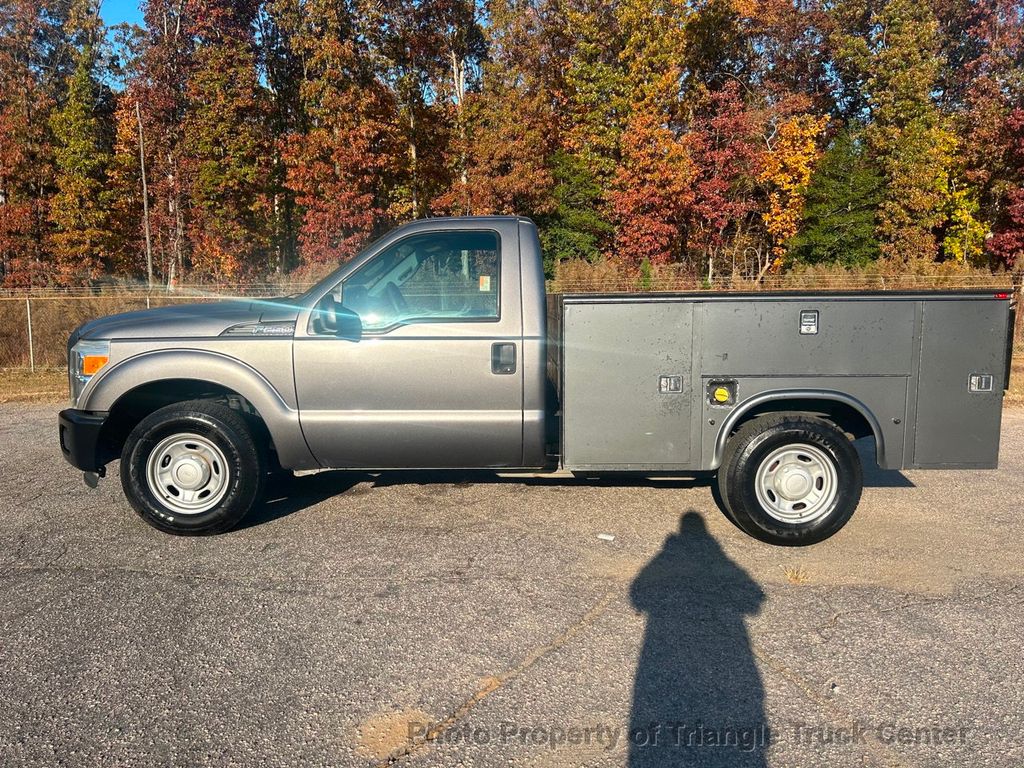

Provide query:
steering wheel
left=384, top=282, right=409, bottom=315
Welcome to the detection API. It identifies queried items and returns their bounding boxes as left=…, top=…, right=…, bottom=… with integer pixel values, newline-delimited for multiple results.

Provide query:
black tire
left=120, top=399, right=265, bottom=535
left=716, top=413, right=862, bottom=546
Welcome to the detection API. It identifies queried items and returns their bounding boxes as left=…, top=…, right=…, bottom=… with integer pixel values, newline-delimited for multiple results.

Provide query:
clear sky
left=99, top=0, right=144, bottom=29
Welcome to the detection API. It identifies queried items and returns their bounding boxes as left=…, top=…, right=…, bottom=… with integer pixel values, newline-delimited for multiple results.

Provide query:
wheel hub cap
left=145, top=433, right=230, bottom=515
left=754, top=443, right=838, bottom=524
left=171, top=457, right=210, bottom=490
left=776, top=465, right=813, bottom=500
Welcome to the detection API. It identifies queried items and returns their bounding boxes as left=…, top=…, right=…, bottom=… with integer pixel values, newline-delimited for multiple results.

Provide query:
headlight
left=69, top=339, right=110, bottom=407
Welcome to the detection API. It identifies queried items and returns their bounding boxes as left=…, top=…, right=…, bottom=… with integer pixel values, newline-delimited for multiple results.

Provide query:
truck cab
left=292, top=217, right=549, bottom=470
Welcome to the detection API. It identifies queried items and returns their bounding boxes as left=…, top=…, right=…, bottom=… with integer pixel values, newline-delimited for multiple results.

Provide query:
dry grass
left=1005, top=359, right=1024, bottom=409
left=0, top=294, right=234, bottom=369
left=0, top=369, right=67, bottom=404
left=549, top=256, right=1016, bottom=294
left=784, top=566, right=811, bottom=585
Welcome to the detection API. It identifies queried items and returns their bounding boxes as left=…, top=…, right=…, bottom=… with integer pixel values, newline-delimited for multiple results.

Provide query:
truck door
left=293, top=225, right=525, bottom=468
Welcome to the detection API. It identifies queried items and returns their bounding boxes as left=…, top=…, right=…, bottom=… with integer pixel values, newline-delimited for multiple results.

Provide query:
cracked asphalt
left=1, top=402, right=1023, bottom=767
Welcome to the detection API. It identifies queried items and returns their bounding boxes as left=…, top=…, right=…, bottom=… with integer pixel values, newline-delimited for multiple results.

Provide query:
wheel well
left=98, top=379, right=275, bottom=466
left=730, top=399, right=875, bottom=443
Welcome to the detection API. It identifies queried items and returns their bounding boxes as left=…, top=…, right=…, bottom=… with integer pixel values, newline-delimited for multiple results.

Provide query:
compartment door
left=913, top=300, right=1007, bottom=468
left=562, top=302, right=693, bottom=470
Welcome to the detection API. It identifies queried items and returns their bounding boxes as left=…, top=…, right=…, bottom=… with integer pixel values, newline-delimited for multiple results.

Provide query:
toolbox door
left=913, top=299, right=1009, bottom=468
left=562, top=301, right=693, bottom=470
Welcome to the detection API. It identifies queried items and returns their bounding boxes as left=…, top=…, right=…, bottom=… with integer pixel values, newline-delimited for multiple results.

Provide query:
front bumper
left=58, top=409, right=108, bottom=472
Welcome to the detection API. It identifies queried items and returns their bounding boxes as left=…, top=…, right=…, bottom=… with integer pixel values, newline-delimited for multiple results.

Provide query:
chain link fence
left=2, top=279, right=1021, bottom=371
left=0, top=286, right=309, bottom=370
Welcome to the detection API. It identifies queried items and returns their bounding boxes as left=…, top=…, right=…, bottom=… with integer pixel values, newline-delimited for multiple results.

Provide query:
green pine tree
left=48, top=44, right=113, bottom=284
left=789, top=130, right=883, bottom=266
left=537, top=151, right=615, bottom=276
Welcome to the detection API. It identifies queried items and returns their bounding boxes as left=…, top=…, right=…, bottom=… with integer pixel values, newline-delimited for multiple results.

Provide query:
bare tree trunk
left=136, top=101, right=154, bottom=289
left=175, top=187, right=184, bottom=283
left=408, top=109, right=418, bottom=216
left=167, top=155, right=184, bottom=286
left=450, top=49, right=469, bottom=215
left=756, top=249, right=772, bottom=282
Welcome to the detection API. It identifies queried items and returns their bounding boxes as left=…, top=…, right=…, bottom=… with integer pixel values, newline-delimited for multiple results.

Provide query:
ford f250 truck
left=58, top=217, right=1016, bottom=545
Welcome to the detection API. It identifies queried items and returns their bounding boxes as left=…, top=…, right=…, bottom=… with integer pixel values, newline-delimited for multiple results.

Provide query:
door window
left=338, top=230, right=500, bottom=332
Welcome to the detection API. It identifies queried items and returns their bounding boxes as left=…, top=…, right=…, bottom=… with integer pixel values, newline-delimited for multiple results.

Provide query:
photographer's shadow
left=629, top=511, right=769, bottom=767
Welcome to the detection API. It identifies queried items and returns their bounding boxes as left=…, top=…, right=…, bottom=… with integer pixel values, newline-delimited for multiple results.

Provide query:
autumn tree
left=420, top=0, right=488, bottom=215
left=988, top=188, right=1024, bottom=269
left=361, top=0, right=455, bottom=219
left=120, top=0, right=194, bottom=284
left=560, top=0, right=627, bottom=181
left=940, top=0, right=1024, bottom=268
left=747, top=0, right=832, bottom=113
left=106, top=94, right=145, bottom=278
left=616, top=0, right=687, bottom=111
left=0, top=0, right=70, bottom=287
left=448, top=88, right=554, bottom=218
left=182, top=0, right=273, bottom=279
left=858, top=0, right=956, bottom=262
left=2, top=0, right=1022, bottom=286
left=758, top=112, right=829, bottom=270
left=682, top=83, right=763, bottom=280
left=435, top=0, right=556, bottom=218
left=608, top=111, right=692, bottom=267
left=988, top=109, right=1024, bottom=268
left=281, top=0, right=404, bottom=266
left=259, top=0, right=309, bottom=271
left=827, top=0, right=876, bottom=122
left=678, top=0, right=751, bottom=100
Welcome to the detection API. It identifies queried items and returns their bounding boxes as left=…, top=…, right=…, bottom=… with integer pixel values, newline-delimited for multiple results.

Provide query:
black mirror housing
left=314, top=296, right=361, bottom=340
left=335, top=306, right=362, bottom=340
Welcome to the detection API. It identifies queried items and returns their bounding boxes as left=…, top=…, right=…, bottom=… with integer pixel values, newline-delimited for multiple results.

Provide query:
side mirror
left=315, top=296, right=362, bottom=340
left=335, top=305, right=362, bottom=340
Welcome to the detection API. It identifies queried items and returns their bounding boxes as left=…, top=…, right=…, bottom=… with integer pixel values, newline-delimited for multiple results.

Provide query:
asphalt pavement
left=1, top=402, right=1022, bottom=767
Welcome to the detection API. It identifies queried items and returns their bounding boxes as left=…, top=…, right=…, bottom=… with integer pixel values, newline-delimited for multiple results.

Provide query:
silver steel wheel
left=754, top=443, right=838, bottom=524
left=145, top=432, right=230, bottom=515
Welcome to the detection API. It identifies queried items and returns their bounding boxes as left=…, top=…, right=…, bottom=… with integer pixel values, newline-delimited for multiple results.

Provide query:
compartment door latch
left=799, top=309, right=819, bottom=335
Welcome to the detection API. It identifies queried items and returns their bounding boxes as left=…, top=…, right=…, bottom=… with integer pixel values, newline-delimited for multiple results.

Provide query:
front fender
left=82, top=349, right=318, bottom=470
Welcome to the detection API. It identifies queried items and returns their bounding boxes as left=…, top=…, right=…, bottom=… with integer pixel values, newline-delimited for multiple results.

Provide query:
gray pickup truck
left=59, top=216, right=1016, bottom=545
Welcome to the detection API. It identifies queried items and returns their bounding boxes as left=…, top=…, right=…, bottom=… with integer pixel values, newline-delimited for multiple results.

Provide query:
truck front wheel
left=717, top=413, right=862, bottom=546
left=120, top=400, right=265, bottom=535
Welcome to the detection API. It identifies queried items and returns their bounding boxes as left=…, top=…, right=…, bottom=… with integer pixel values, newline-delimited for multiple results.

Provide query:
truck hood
left=71, top=297, right=302, bottom=344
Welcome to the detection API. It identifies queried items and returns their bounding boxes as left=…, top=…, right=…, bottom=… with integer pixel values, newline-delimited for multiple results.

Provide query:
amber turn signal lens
left=81, top=355, right=109, bottom=376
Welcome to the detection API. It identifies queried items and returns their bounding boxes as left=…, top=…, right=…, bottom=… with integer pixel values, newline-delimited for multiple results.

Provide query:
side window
left=340, top=231, right=500, bottom=332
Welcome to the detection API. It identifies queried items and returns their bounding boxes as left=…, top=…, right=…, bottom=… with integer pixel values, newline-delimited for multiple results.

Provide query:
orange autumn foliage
left=759, top=113, right=829, bottom=270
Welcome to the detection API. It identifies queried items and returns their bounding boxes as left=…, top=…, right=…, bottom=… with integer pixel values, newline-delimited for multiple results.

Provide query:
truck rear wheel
left=716, top=413, right=862, bottom=546
left=120, top=400, right=265, bottom=535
